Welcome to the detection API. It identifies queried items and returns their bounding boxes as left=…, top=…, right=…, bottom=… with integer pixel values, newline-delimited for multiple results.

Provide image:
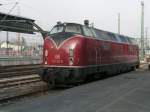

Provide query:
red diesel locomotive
left=39, top=20, right=139, bottom=85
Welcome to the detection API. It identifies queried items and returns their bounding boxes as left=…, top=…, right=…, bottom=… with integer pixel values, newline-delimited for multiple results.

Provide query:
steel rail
left=0, top=74, right=48, bottom=102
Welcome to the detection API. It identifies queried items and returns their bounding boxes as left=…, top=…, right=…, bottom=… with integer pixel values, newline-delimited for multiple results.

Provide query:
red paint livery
left=43, top=35, right=85, bottom=66
left=39, top=22, right=139, bottom=85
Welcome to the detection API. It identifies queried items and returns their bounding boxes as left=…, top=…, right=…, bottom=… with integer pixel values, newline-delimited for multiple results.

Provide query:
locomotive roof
left=55, top=22, right=82, bottom=26
left=57, top=22, right=134, bottom=38
left=53, top=22, right=137, bottom=45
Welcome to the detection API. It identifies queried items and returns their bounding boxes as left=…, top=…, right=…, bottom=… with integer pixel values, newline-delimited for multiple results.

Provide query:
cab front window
left=50, top=23, right=82, bottom=35
left=50, top=25, right=64, bottom=34
left=65, top=24, right=82, bottom=34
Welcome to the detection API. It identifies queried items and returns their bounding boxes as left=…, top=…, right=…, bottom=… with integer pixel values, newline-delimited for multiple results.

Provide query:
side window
left=94, top=29, right=110, bottom=40
left=94, top=29, right=102, bottom=39
left=107, top=33, right=117, bottom=41
left=124, top=36, right=129, bottom=43
left=115, top=35, right=122, bottom=43
left=100, top=32, right=111, bottom=40
left=120, top=36, right=128, bottom=43
left=83, top=26, right=93, bottom=37
left=119, top=36, right=125, bottom=43
left=126, top=37, right=132, bottom=44
left=90, top=28, right=97, bottom=37
left=87, top=28, right=93, bottom=37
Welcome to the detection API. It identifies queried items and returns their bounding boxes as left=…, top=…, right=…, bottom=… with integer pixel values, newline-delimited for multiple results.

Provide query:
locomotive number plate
left=54, top=54, right=60, bottom=59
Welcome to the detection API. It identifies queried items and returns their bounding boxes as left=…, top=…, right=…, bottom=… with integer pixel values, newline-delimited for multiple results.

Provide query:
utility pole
left=145, top=27, right=148, bottom=55
left=118, top=13, right=120, bottom=34
left=6, top=32, right=9, bottom=55
left=17, top=2, right=21, bottom=56
left=141, top=1, right=145, bottom=59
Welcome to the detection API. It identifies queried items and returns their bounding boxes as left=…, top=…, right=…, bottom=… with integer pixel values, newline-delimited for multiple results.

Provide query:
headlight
left=69, top=48, right=74, bottom=57
left=45, top=61, right=47, bottom=64
left=45, top=49, right=48, bottom=57
left=69, top=58, right=74, bottom=65
left=69, top=48, right=74, bottom=65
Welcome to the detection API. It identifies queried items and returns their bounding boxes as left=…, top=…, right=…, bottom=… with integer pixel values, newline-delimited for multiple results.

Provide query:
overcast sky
left=0, top=0, right=150, bottom=43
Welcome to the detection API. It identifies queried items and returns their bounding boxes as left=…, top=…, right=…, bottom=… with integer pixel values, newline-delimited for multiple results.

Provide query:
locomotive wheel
left=136, top=65, right=140, bottom=69
left=38, top=69, right=49, bottom=82
left=49, top=79, right=56, bottom=88
left=131, top=66, right=136, bottom=71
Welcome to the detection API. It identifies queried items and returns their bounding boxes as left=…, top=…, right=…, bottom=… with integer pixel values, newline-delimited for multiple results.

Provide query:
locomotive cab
left=40, top=23, right=87, bottom=85
left=44, top=23, right=85, bottom=66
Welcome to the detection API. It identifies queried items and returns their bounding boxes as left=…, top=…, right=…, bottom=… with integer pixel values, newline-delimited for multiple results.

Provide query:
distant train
left=39, top=20, right=139, bottom=86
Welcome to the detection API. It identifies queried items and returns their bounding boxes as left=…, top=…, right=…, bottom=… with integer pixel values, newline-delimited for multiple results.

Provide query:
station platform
left=0, top=69, right=150, bottom=112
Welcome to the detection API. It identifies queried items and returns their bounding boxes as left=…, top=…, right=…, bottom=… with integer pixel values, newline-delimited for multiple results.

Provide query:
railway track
left=0, top=64, right=49, bottom=102
left=0, top=75, right=40, bottom=88
left=0, top=64, right=42, bottom=78
left=0, top=74, right=48, bottom=102
left=0, top=63, right=147, bottom=102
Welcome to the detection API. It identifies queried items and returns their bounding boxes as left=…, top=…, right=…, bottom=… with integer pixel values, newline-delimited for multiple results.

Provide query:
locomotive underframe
left=39, top=62, right=139, bottom=85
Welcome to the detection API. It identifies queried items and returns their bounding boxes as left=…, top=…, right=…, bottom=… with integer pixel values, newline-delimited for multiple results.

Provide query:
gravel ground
left=0, top=69, right=150, bottom=112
